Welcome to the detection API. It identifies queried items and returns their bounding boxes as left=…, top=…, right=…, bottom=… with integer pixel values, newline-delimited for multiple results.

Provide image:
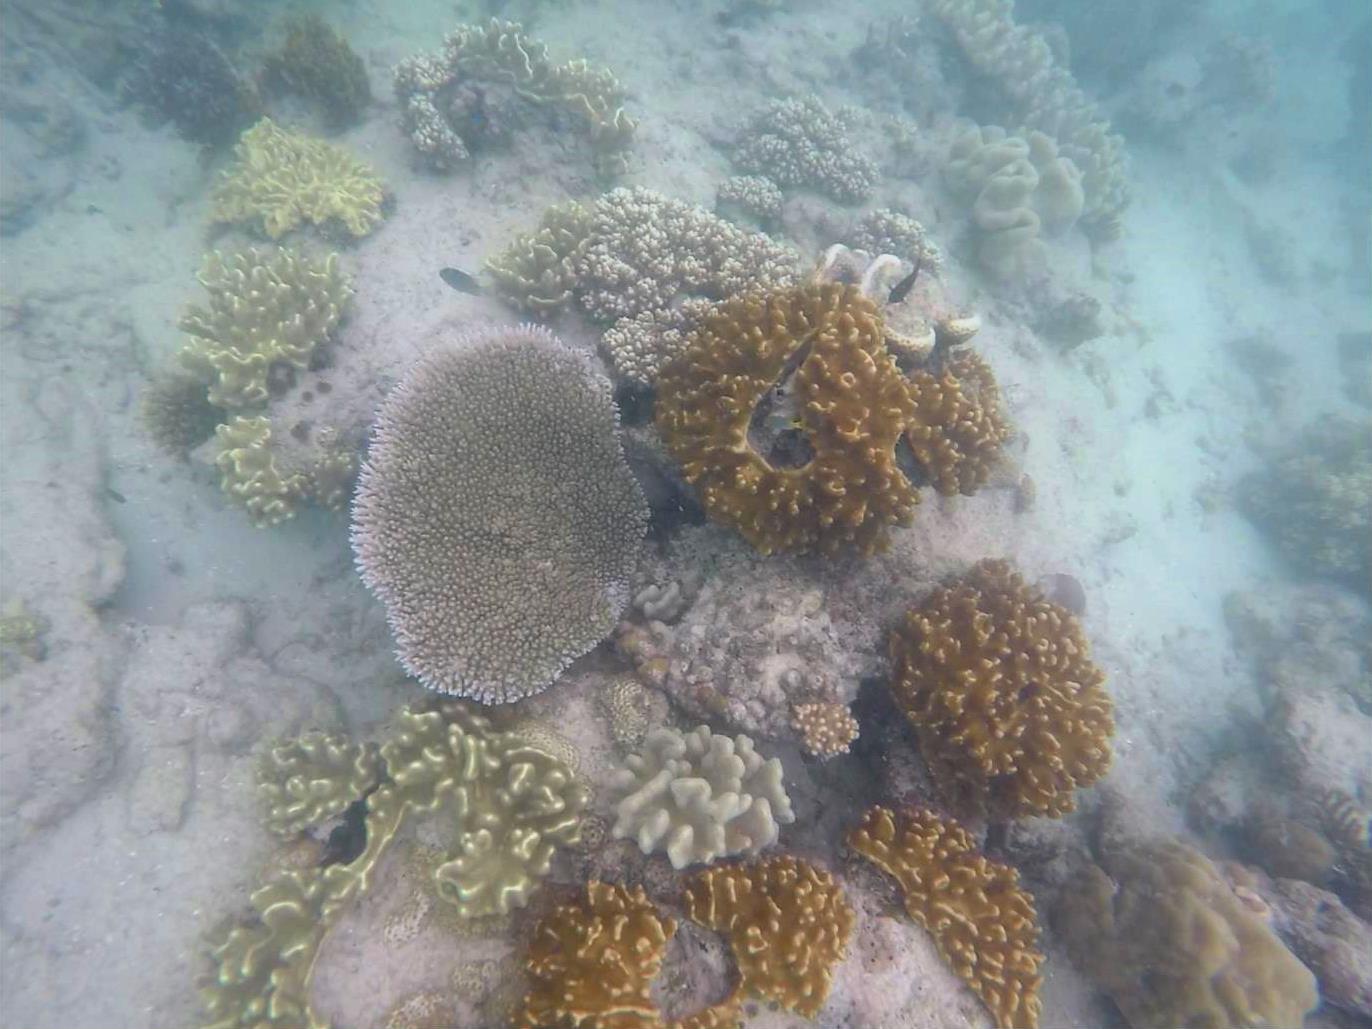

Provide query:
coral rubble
left=351, top=324, right=647, bottom=702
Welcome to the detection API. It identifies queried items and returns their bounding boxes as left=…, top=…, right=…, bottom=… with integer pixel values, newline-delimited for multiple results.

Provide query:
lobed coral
left=904, top=350, right=1013, bottom=496
left=608, top=725, right=795, bottom=869
left=211, top=118, right=386, bottom=239
left=734, top=95, right=879, bottom=205
left=483, top=199, right=594, bottom=315
left=178, top=247, right=352, bottom=410
left=261, top=14, right=372, bottom=128
left=791, top=701, right=860, bottom=758
left=655, top=282, right=918, bottom=555
left=684, top=855, right=854, bottom=1017
left=1054, top=839, right=1319, bottom=1029
left=848, top=806, right=1044, bottom=1029
left=350, top=324, right=647, bottom=702
left=213, top=416, right=311, bottom=527
left=257, top=731, right=381, bottom=838
left=889, top=559, right=1114, bottom=820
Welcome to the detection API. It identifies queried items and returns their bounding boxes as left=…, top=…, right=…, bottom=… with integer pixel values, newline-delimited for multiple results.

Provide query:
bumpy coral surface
left=905, top=350, right=1014, bottom=496
left=608, top=725, right=795, bottom=868
left=890, top=558, right=1114, bottom=819
left=791, top=701, right=860, bottom=758
left=212, top=118, right=386, bottom=239
left=734, top=95, right=879, bottom=204
left=848, top=806, right=1044, bottom=1029
left=178, top=247, right=351, bottom=410
left=846, top=208, right=942, bottom=269
left=1054, top=840, right=1318, bottom=1029
left=656, top=283, right=918, bottom=555
left=261, top=14, right=371, bottom=127
left=716, top=174, right=785, bottom=225
left=684, top=855, right=854, bottom=1017
left=351, top=324, right=647, bottom=702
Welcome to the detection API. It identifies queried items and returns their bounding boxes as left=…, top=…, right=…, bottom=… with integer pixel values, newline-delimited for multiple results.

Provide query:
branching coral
left=848, top=806, right=1044, bottom=1029
left=1053, top=839, right=1319, bottom=1029
left=716, top=174, right=784, bottom=225
left=656, top=282, right=917, bottom=555
left=178, top=247, right=352, bottom=410
left=904, top=350, right=1013, bottom=496
left=350, top=324, right=647, bottom=702
left=608, top=725, right=795, bottom=869
left=261, top=14, right=372, bottom=128
left=791, top=702, right=859, bottom=758
left=889, top=559, right=1114, bottom=820
left=393, top=19, right=635, bottom=175
left=211, top=118, right=386, bottom=239
left=684, top=855, right=854, bottom=1017
left=734, top=95, right=878, bottom=204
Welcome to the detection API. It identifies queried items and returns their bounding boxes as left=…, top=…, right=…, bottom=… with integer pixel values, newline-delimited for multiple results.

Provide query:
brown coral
left=847, top=806, right=1043, bottom=1029
left=890, top=558, right=1114, bottom=820
left=655, top=283, right=918, bottom=555
left=905, top=349, right=1013, bottom=496
left=684, top=855, right=854, bottom=1018
left=790, top=702, right=859, bottom=758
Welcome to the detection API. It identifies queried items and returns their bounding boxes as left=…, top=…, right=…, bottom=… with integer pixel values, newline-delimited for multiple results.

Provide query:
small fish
left=105, top=487, right=127, bottom=504
left=439, top=267, right=482, bottom=295
left=887, top=254, right=923, bottom=305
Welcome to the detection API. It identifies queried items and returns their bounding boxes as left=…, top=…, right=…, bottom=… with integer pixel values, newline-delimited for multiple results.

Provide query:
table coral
left=211, top=118, right=386, bottom=239
left=847, top=806, right=1044, bottom=1029
left=655, top=282, right=918, bottom=555
left=734, top=95, right=878, bottom=204
left=261, top=14, right=371, bottom=128
left=890, top=558, right=1114, bottom=820
left=350, top=324, right=647, bottom=702
left=178, top=247, right=352, bottom=410
left=608, top=725, right=795, bottom=869
left=684, top=855, right=855, bottom=1017
left=1054, top=839, right=1319, bottom=1029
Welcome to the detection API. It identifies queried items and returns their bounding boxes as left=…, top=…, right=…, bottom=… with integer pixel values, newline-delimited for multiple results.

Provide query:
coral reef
left=889, top=558, right=1114, bottom=820
left=608, top=725, right=795, bottom=869
left=393, top=19, right=635, bottom=175
left=715, top=173, right=784, bottom=226
left=1054, top=839, right=1319, bottom=1029
left=905, top=349, right=1014, bottom=496
left=351, top=324, right=647, bottom=702
left=848, top=806, right=1043, bottom=1029
left=211, top=118, right=386, bottom=239
left=122, top=24, right=258, bottom=146
left=213, top=416, right=311, bottom=527
left=684, top=855, right=855, bottom=1017
left=656, top=282, right=918, bottom=555
left=1237, top=415, right=1372, bottom=592
left=258, top=731, right=381, bottom=838
left=140, top=372, right=225, bottom=455
left=791, top=701, right=859, bottom=758
left=483, top=199, right=594, bottom=315
left=261, top=14, right=371, bottom=128
left=845, top=208, right=941, bottom=270
left=929, top=0, right=1129, bottom=229
left=734, top=95, right=879, bottom=204
left=178, top=247, right=352, bottom=410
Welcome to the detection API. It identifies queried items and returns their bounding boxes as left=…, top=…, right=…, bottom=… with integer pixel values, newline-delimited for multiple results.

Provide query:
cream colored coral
left=791, top=702, right=859, bottom=758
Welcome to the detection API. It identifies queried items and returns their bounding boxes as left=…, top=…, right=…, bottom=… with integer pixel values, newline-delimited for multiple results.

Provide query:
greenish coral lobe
left=259, top=732, right=381, bottom=838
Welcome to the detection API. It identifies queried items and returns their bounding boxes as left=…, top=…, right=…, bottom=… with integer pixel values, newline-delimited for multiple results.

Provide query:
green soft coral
left=259, top=732, right=382, bottom=838
left=212, top=118, right=386, bottom=239
left=213, top=416, right=310, bottom=528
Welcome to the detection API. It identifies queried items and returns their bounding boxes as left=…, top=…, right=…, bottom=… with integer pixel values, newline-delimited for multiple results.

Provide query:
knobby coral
left=655, top=282, right=918, bottom=555
left=212, top=118, right=386, bottom=239
left=790, top=701, right=860, bottom=758
left=351, top=324, right=648, bottom=702
left=608, top=725, right=795, bottom=868
left=890, top=558, right=1114, bottom=819
left=848, top=806, right=1044, bottom=1029
left=734, top=95, right=878, bottom=204
left=905, top=350, right=1014, bottom=496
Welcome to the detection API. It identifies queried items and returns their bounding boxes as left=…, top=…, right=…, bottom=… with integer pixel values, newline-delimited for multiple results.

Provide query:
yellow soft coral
left=656, top=283, right=917, bottom=555
left=212, top=117, right=386, bottom=239
left=890, top=558, right=1114, bottom=819
left=848, top=806, right=1043, bottom=1029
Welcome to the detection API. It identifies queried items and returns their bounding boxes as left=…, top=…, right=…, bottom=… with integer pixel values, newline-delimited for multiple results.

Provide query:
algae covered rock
left=261, top=14, right=371, bottom=128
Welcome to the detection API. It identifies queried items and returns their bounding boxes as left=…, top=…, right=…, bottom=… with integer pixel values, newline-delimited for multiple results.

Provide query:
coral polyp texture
left=890, top=558, right=1114, bottom=820
left=791, top=701, right=860, bottom=758
left=1054, top=839, right=1319, bottom=1029
left=261, top=14, right=371, bottom=128
left=393, top=19, right=635, bottom=175
left=211, top=118, right=386, bottom=239
left=178, top=247, right=352, bottom=410
left=608, top=725, right=795, bottom=869
left=684, top=855, right=855, bottom=1017
left=734, top=94, right=879, bottom=204
left=350, top=324, right=648, bottom=702
left=847, top=806, right=1044, bottom=1029
left=905, top=350, right=1013, bottom=496
left=656, top=282, right=918, bottom=555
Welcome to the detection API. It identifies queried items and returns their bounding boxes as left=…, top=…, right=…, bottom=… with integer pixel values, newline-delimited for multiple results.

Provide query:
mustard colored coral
left=791, top=701, right=859, bottom=758
left=847, top=806, right=1043, bottom=1029
left=890, top=558, right=1114, bottom=820
left=258, top=731, right=381, bottom=838
left=684, top=855, right=854, bottom=1018
left=656, top=283, right=918, bottom=555
left=905, top=349, right=1013, bottom=497
left=212, top=117, right=386, bottom=239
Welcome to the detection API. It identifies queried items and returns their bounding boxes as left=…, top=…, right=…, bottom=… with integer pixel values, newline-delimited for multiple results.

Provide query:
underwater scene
left=0, top=0, right=1369, bottom=1026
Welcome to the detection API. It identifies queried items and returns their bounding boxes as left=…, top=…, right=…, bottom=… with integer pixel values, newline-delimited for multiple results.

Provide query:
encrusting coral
left=848, top=806, right=1044, bottom=1029
left=889, top=559, right=1114, bottom=820
left=1054, top=839, right=1319, bottom=1029
left=734, top=95, right=879, bottom=204
left=791, top=701, right=860, bottom=758
left=655, top=282, right=918, bottom=555
left=684, top=855, right=855, bottom=1017
left=211, top=118, right=386, bottom=239
left=178, top=247, right=352, bottom=410
left=261, top=14, right=372, bottom=128
left=350, top=324, right=647, bottom=702
left=608, top=725, right=795, bottom=869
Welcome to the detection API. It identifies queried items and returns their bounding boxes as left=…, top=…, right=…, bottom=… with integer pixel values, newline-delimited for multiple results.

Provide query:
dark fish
left=439, top=267, right=482, bottom=295
left=887, top=255, right=922, bottom=305
left=105, top=487, right=127, bottom=504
